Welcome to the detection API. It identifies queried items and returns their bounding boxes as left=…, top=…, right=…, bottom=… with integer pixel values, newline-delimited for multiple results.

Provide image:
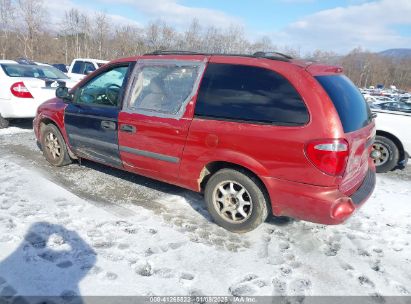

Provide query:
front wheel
left=41, top=124, right=72, bottom=167
left=373, top=135, right=399, bottom=173
left=204, top=169, right=269, bottom=233
left=0, top=115, right=9, bottom=129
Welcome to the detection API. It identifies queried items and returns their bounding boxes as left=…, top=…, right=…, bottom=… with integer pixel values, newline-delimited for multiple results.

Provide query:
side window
left=75, top=66, right=129, bottom=107
left=127, top=61, right=204, bottom=116
left=71, top=61, right=84, bottom=74
left=195, top=63, right=309, bottom=125
left=83, top=62, right=96, bottom=75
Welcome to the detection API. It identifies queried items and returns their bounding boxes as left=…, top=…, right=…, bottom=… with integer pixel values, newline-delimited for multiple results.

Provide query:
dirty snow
left=0, top=123, right=410, bottom=300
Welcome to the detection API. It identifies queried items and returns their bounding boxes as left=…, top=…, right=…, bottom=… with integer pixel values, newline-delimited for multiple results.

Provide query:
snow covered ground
left=0, top=121, right=410, bottom=300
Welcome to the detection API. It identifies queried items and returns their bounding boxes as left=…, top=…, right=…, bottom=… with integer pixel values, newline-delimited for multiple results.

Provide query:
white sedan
left=372, top=109, right=411, bottom=172
left=0, top=62, right=76, bottom=128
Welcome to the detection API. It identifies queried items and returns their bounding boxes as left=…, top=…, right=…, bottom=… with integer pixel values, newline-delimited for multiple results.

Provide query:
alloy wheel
left=372, top=142, right=389, bottom=166
left=212, top=181, right=253, bottom=224
left=45, top=132, right=62, bottom=160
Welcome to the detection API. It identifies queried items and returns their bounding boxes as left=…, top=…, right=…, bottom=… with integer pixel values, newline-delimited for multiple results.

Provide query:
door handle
left=120, top=124, right=137, bottom=133
left=101, top=120, right=116, bottom=130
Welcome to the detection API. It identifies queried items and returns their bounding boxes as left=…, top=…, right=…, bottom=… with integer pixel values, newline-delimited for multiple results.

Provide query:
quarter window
left=195, top=63, right=309, bottom=125
left=127, top=61, right=204, bottom=116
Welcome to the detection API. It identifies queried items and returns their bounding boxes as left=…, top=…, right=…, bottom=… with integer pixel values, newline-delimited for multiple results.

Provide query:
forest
left=1, top=0, right=410, bottom=90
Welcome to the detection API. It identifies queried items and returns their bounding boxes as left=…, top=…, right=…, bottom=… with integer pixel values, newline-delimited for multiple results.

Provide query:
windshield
left=315, top=75, right=372, bottom=133
left=1, top=64, right=69, bottom=80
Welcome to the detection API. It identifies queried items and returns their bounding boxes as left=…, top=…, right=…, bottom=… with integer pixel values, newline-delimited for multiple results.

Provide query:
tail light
left=10, top=82, right=33, bottom=98
left=305, top=139, right=349, bottom=176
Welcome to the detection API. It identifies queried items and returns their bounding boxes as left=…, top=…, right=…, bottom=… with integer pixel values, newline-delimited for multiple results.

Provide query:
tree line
left=1, top=0, right=410, bottom=90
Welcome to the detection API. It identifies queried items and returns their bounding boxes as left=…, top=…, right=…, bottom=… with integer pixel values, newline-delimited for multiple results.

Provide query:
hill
left=379, top=48, right=411, bottom=60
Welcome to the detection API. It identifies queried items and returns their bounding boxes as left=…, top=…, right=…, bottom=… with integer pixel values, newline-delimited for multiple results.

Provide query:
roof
left=108, top=50, right=343, bottom=76
left=0, top=60, right=18, bottom=64
left=71, top=58, right=109, bottom=63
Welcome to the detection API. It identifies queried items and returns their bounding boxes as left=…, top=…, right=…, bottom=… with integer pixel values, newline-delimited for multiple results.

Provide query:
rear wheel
left=0, top=115, right=9, bottom=129
left=41, top=124, right=72, bottom=167
left=373, top=135, right=399, bottom=173
left=204, top=169, right=268, bottom=233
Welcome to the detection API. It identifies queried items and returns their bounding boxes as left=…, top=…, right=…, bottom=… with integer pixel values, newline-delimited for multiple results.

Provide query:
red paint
left=34, top=54, right=376, bottom=225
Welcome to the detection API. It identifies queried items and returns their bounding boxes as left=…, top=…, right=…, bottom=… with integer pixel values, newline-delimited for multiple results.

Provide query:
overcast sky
left=47, top=0, right=411, bottom=54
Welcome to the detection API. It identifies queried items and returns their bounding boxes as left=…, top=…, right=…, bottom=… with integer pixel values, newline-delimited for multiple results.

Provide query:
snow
left=0, top=126, right=32, bottom=136
left=0, top=125, right=411, bottom=300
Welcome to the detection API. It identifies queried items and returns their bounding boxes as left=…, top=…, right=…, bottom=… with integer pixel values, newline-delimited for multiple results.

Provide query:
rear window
left=1, top=64, right=69, bottom=80
left=195, top=63, right=309, bottom=125
left=315, top=75, right=372, bottom=133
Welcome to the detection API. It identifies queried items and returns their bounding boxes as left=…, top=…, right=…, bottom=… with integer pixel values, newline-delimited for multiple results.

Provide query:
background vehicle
left=34, top=51, right=376, bottom=232
left=372, top=109, right=411, bottom=172
left=371, top=101, right=411, bottom=113
left=67, top=58, right=108, bottom=83
left=364, top=95, right=395, bottom=104
left=0, top=63, right=76, bottom=128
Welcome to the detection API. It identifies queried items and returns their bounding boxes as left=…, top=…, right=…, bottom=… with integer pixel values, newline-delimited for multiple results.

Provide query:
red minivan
left=34, top=51, right=376, bottom=232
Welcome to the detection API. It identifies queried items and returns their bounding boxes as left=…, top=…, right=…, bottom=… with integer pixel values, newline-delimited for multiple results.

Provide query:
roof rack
left=144, top=50, right=293, bottom=62
left=252, top=51, right=293, bottom=60
left=145, top=50, right=203, bottom=56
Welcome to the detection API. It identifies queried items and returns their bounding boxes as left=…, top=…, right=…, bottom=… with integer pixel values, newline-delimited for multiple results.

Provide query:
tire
left=204, top=168, right=269, bottom=233
left=0, top=114, right=9, bottom=129
left=41, top=124, right=72, bottom=167
left=373, top=135, right=399, bottom=173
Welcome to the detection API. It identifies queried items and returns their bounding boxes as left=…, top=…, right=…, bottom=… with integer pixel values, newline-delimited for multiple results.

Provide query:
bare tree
left=93, top=12, right=110, bottom=59
left=1, top=4, right=410, bottom=90
left=183, top=19, right=202, bottom=51
left=0, top=0, right=15, bottom=59
left=17, top=0, right=47, bottom=58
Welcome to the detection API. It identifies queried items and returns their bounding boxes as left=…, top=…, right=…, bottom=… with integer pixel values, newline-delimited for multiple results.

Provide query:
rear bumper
left=263, top=168, right=376, bottom=225
left=0, top=98, right=44, bottom=118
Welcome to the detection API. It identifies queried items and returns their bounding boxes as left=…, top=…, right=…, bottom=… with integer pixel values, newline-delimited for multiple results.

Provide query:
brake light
left=10, top=82, right=33, bottom=98
left=305, top=139, right=349, bottom=176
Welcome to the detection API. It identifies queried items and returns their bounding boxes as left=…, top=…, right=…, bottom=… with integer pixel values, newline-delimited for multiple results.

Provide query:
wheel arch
left=39, top=116, right=77, bottom=159
left=198, top=161, right=272, bottom=205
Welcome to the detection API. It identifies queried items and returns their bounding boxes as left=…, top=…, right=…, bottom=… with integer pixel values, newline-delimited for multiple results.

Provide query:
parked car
left=0, top=63, right=77, bottom=128
left=398, top=96, right=411, bottom=104
left=371, top=101, right=411, bottom=113
left=363, top=95, right=395, bottom=104
left=33, top=51, right=376, bottom=232
left=67, top=58, right=108, bottom=83
left=371, top=109, right=411, bottom=172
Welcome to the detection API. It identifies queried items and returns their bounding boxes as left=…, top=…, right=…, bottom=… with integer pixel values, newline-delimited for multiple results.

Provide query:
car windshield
left=1, top=64, right=69, bottom=80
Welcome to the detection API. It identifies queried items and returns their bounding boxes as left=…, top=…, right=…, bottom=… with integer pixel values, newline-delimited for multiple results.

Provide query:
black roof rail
left=144, top=50, right=293, bottom=62
left=253, top=51, right=293, bottom=60
left=145, top=50, right=204, bottom=56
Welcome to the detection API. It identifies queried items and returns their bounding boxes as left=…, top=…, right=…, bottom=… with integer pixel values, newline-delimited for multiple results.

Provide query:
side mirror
left=56, top=86, right=73, bottom=102
left=85, top=69, right=94, bottom=75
